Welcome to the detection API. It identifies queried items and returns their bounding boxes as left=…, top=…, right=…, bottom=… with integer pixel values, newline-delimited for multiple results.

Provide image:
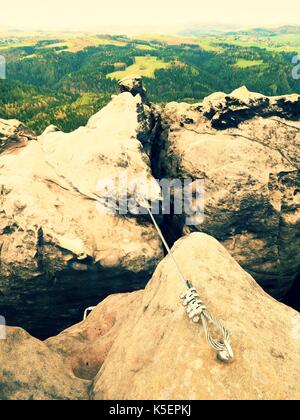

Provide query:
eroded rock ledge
left=154, top=86, right=300, bottom=299
left=0, top=86, right=163, bottom=337
left=1, top=234, right=299, bottom=400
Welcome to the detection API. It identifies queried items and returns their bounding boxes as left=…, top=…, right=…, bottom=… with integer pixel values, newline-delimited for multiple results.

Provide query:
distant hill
left=180, top=24, right=300, bottom=38
left=225, top=28, right=277, bottom=37
left=225, top=25, right=300, bottom=37
left=178, top=23, right=241, bottom=37
left=275, top=25, right=300, bottom=34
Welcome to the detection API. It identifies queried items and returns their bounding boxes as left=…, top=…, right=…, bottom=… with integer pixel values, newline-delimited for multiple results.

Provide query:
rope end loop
left=217, top=339, right=234, bottom=363
left=180, top=284, right=234, bottom=364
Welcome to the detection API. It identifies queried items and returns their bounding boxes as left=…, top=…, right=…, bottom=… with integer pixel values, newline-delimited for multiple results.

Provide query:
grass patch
left=234, top=59, right=265, bottom=68
left=107, top=56, right=169, bottom=80
left=196, top=37, right=223, bottom=52
left=135, top=44, right=155, bottom=51
left=53, top=36, right=127, bottom=52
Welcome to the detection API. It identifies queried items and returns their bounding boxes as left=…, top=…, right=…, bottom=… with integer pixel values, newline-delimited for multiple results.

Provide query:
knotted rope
left=83, top=195, right=234, bottom=363
left=142, top=198, right=234, bottom=363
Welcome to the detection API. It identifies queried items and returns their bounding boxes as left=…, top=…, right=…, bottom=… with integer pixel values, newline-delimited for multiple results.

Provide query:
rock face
left=88, top=233, right=300, bottom=400
left=47, top=291, right=142, bottom=381
left=2, top=233, right=300, bottom=400
left=0, top=327, right=89, bottom=400
left=1, top=80, right=300, bottom=400
left=118, top=75, right=147, bottom=101
left=1, top=81, right=299, bottom=341
left=0, top=119, right=36, bottom=154
left=0, top=89, right=163, bottom=337
left=155, top=87, right=300, bottom=299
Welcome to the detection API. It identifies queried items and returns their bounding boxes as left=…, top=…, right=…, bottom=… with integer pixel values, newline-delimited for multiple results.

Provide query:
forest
left=0, top=33, right=299, bottom=134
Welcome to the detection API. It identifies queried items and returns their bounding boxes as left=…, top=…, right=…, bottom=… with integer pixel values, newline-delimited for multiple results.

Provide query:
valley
left=0, top=27, right=300, bottom=134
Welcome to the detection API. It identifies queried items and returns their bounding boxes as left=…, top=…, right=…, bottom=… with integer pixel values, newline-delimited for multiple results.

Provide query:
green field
left=196, top=37, right=223, bottom=52
left=214, top=34, right=300, bottom=53
left=135, top=44, right=155, bottom=51
left=107, top=56, right=170, bottom=80
left=234, top=59, right=265, bottom=68
left=0, top=34, right=127, bottom=54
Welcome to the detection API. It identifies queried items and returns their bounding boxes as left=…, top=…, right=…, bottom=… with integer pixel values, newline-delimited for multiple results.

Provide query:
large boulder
left=155, top=87, right=300, bottom=299
left=0, top=327, right=89, bottom=400
left=2, top=233, right=299, bottom=400
left=0, top=90, right=163, bottom=337
left=86, top=233, right=300, bottom=400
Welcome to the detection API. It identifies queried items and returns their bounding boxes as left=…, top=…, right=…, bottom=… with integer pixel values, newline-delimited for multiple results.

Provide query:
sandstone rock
left=118, top=75, right=147, bottom=100
left=2, top=233, right=300, bottom=400
left=90, top=233, right=300, bottom=400
left=0, top=119, right=36, bottom=155
left=0, top=327, right=89, bottom=400
left=155, top=87, right=300, bottom=299
left=0, top=91, right=163, bottom=337
left=41, top=125, right=61, bottom=136
left=47, top=291, right=143, bottom=380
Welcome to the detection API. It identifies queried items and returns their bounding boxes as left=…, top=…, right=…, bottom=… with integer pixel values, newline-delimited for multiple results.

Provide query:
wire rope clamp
left=180, top=286, right=206, bottom=323
left=180, top=284, right=234, bottom=363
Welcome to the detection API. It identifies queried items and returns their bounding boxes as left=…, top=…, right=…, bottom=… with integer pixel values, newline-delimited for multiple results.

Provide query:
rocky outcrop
left=0, top=89, right=163, bottom=337
left=155, top=87, right=300, bottom=299
left=1, top=80, right=299, bottom=339
left=0, top=327, right=89, bottom=400
left=118, top=75, right=147, bottom=101
left=0, top=119, right=36, bottom=155
left=1, top=79, right=300, bottom=400
left=1, top=234, right=299, bottom=400
left=47, top=233, right=300, bottom=400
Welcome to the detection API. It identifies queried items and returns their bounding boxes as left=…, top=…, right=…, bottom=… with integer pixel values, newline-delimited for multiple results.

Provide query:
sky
left=1, top=0, right=300, bottom=32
